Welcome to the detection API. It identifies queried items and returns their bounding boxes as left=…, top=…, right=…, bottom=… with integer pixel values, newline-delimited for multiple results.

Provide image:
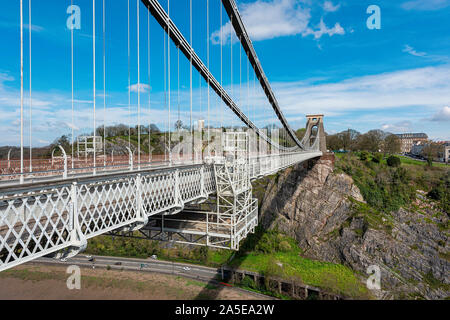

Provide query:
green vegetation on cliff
left=334, top=152, right=449, bottom=214
left=229, top=228, right=369, bottom=298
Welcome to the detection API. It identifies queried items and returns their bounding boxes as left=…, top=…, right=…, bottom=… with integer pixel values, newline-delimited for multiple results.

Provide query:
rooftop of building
left=395, top=133, right=428, bottom=139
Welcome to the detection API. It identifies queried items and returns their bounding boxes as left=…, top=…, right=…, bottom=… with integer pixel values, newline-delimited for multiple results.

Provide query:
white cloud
left=381, top=121, right=412, bottom=133
left=0, top=22, right=44, bottom=33
left=73, top=99, right=93, bottom=104
left=211, top=0, right=344, bottom=44
left=401, top=0, right=450, bottom=10
left=430, top=106, right=450, bottom=122
left=403, top=45, right=426, bottom=57
left=128, top=83, right=151, bottom=93
left=25, top=24, right=44, bottom=32
left=0, top=73, right=55, bottom=109
left=269, top=64, right=450, bottom=118
left=211, top=23, right=236, bottom=45
left=0, top=70, right=240, bottom=146
left=2, top=61, right=449, bottom=146
left=303, top=18, right=345, bottom=40
left=402, top=45, right=450, bottom=63
left=66, top=123, right=80, bottom=130
left=323, top=1, right=340, bottom=12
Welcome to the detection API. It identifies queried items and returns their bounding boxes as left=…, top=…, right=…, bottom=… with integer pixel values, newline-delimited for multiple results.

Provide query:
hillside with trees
left=326, top=129, right=401, bottom=154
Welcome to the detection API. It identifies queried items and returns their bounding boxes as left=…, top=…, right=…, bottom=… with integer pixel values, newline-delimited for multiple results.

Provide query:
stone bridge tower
left=304, top=115, right=327, bottom=153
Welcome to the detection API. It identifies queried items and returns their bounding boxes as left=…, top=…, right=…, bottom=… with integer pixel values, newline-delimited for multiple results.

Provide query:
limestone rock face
left=260, top=156, right=449, bottom=299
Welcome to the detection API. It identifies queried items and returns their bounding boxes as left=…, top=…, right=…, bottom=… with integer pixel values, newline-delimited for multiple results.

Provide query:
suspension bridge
left=0, top=0, right=326, bottom=272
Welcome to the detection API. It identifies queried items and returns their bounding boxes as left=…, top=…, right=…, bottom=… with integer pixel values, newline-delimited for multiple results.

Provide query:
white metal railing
left=0, top=164, right=215, bottom=272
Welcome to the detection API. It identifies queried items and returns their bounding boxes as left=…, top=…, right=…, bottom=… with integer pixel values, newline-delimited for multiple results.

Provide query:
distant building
left=445, top=145, right=450, bottom=163
left=436, top=141, right=450, bottom=163
left=411, top=140, right=450, bottom=163
left=395, top=133, right=428, bottom=154
left=410, top=142, right=425, bottom=157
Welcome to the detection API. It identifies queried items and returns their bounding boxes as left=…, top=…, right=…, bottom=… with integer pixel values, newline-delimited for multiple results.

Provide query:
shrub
left=359, top=151, right=369, bottom=161
left=387, top=156, right=401, bottom=167
left=255, top=232, right=277, bottom=254
left=428, top=175, right=450, bottom=213
left=372, top=153, right=383, bottom=163
left=428, top=187, right=442, bottom=201
left=335, top=153, right=419, bottom=213
left=264, top=257, right=284, bottom=279
left=278, top=240, right=292, bottom=252
left=193, top=246, right=209, bottom=263
left=240, top=275, right=258, bottom=289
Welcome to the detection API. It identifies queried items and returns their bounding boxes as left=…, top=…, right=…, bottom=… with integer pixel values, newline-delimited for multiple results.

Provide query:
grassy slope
left=397, top=155, right=448, bottom=168
left=227, top=229, right=368, bottom=298
left=87, top=228, right=369, bottom=299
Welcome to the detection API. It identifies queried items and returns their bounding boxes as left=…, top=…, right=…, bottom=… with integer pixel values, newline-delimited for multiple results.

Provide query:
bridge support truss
left=119, top=132, right=258, bottom=250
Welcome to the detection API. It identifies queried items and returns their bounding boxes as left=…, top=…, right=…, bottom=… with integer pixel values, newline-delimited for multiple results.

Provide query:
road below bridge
left=29, top=255, right=274, bottom=300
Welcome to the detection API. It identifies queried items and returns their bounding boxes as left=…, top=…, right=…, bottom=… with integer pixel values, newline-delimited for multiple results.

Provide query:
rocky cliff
left=260, top=155, right=449, bottom=299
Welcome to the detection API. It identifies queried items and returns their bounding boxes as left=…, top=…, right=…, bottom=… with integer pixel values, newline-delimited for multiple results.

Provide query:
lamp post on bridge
left=7, top=149, right=12, bottom=170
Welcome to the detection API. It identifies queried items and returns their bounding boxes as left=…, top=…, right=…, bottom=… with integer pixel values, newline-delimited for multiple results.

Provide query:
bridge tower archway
left=302, top=115, right=327, bottom=153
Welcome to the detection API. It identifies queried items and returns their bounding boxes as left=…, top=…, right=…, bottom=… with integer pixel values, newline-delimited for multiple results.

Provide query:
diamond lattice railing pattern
left=0, top=164, right=218, bottom=272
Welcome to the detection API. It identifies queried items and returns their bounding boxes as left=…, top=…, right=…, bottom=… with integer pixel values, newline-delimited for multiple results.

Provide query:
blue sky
left=0, top=0, right=449, bottom=147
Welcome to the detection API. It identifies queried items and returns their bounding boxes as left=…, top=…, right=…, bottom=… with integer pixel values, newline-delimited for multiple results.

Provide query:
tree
left=423, top=143, right=441, bottom=166
left=348, top=129, right=361, bottom=141
left=326, top=129, right=361, bottom=151
left=387, top=155, right=401, bottom=167
left=372, top=152, right=383, bottom=163
left=174, top=120, right=183, bottom=131
left=356, top=130, right=384, bottom=152
left=359, top=151, right=369, bottom=161
left=149, top=124, right=161, bottom=133
left=52, top=135, right=71, bottom=151
left=95, top=127, right=105, bottom=138
left=340, top=130, right=352, bottom=150
left=46, top=135, right=72, bottom=157
left=326, top=134, right=343, bottom=151
left=339, top=129, right=361, bottom=150
left=295, top=128, right=306, bottom=140
left=383, top=134, right=401, bottom=154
